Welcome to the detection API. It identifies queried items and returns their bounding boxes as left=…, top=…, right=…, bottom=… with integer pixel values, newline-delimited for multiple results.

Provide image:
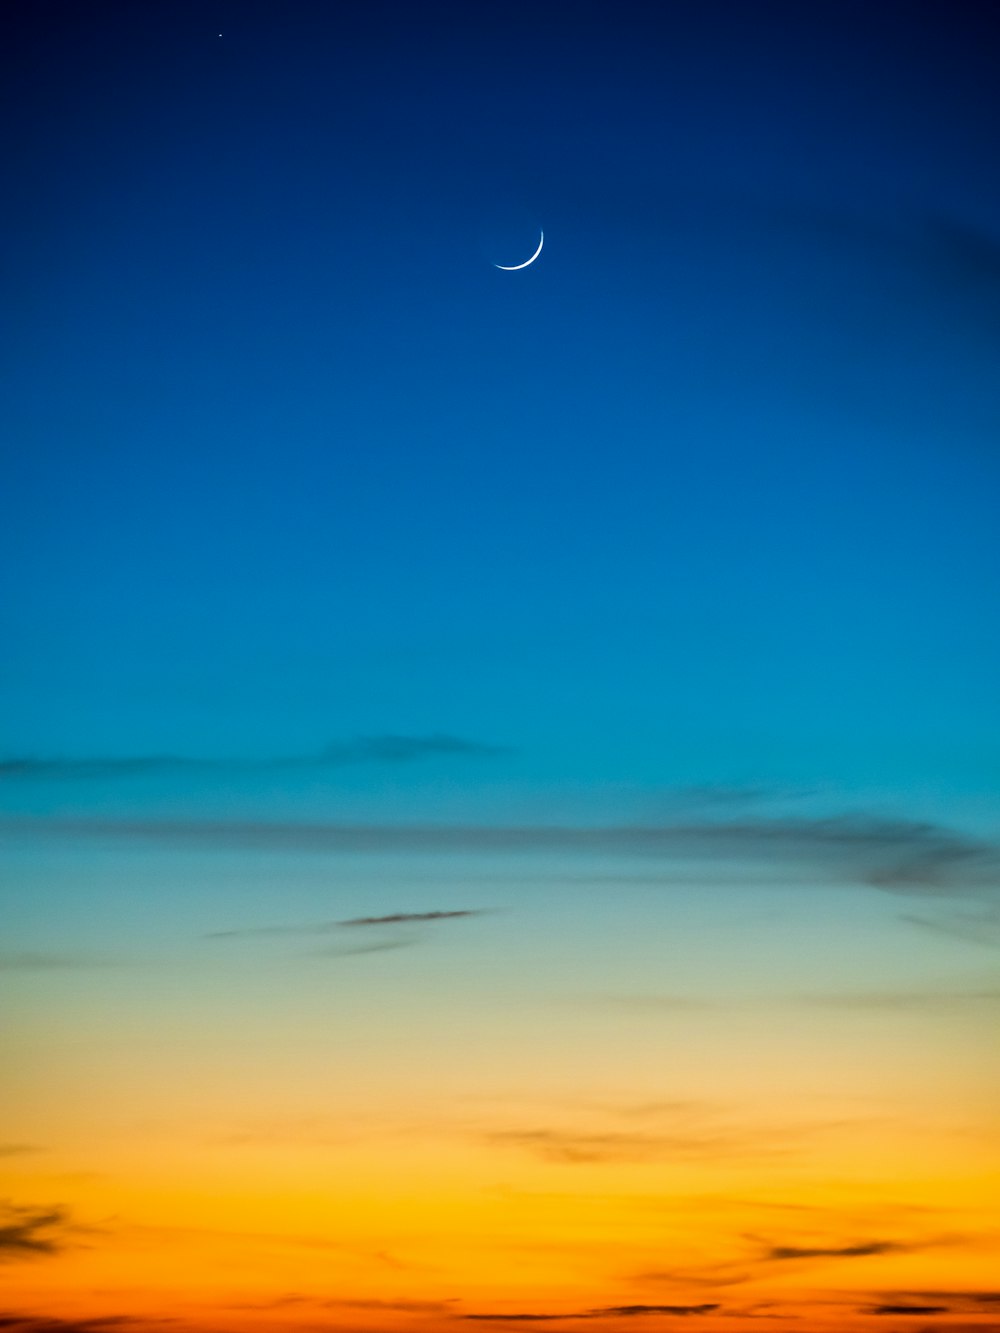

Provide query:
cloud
left=309, top=939, right=414, bottom=960
left=485, top=1129, right=683, bottom=1165
left=869, top=1306, right=950, bottom=1316
left=869, top=1293, right=1000, bottom=1314
left=323, top=1300, right=456, bottom=1314
left=0, top=1318, right=165, bottom=1333
left=465, top=1307, right=718, bottom=1322
left=901, top=910, right=1000, bottom=950
left=483, top=1124, right=786, bottom=1166
left=339, top=910, right=484, bottom=927
left=0, top=1205, right=70, bottom=1259
left=226, top=1296, right=454, bottom=1314
left=0, top=1147, right=41, bottom=1158
left=206, top=909, right=485, bottom=941
left=918, top=215, right=1000, bottom=327
left=205, top=923, right=345, bottom=940
left=0, top=734, right=508, bottom=781
left=761, top=1239, right=904, bottom=1260
left=589, top=1308, right=718, bottom=1318
left=11, top=812, right=999, bottom=898
left=465, top=1318, right=562, bottom=1323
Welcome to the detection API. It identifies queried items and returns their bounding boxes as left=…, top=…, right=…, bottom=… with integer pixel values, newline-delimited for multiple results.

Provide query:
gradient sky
left=2, top=3, right=999, bottom=1332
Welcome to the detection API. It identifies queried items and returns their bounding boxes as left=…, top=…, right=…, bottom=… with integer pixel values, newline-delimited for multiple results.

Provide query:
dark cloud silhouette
left=870, top=1293, right=1000, bottom=1312
left=0, top=734, right=508, bottom=781
left=340, top=910, right=483, bottom=927
left=763, top=1239, right=904, bottom=1260
left=465, top=1317, right=561, bottom=1323
left=465, top=1305, right=718, bottom=1321
left=0, top=1318, right=163, bottom=1333
left=10, top=813, right=998, bottom=897
left=0, top=1205, right=70, bottom=1258
left=590, top=1307, right=718, bottom=1318
left=869, top=1306, right=950, bottom=1316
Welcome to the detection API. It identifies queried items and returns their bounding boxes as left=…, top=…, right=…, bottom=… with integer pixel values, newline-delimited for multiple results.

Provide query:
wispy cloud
left=917, top=214, right=1000, bottom=331
left=760, top=1239, right=905, bottom=1261
left=0, top=1317, right=168, bottom=1333
left=465, top=1306, right=718, bottom=1322
left=868, top=1305, right=950, bottom=1316
left=225, top=1295, right=454, bottom=1314
left=0, top=734, right=508, bottom=781
left=340, top=910, right=484, bottom=927
left=868, top=1292, right=1000, bottom=1313
left=207, top=909, right=485, bottom=940
left=483, top=1121, right=793, bottom=1167
left=0, top=1204, right=71, bottom=1259
left=484, top=1129, right=689, bottom=1165
left=10, top=812, right=998, bottom=897
left=901, top=909, right=1000, bottom=949
left=308, top=938, right=414, bottom=960
left=0, top=1146, right=42, bottom=1158
left=325, top=1299, right=455, bottom=1314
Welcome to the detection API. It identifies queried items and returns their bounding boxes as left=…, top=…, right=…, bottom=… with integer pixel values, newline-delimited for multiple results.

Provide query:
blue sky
left=2, top=0, right=999, bottom=808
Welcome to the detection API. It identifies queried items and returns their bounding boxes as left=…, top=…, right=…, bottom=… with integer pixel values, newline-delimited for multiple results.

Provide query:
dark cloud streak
left=869, top=1306, right=950, bottom=1316
left=206, top=910, right=485, bottom=941
left=0, top=734, right=508, bottom=781
left=763, top=1239, right=904, bottom=1260
left=0, top=1317, right=165, bottom=1333
left=8, top=813, right=998, bottom=897
left=340, top=910, right=484, bottom=927
left=465, top=1306, right=718, bottom=1321
left=0, top=1205, right=70, bottom=1259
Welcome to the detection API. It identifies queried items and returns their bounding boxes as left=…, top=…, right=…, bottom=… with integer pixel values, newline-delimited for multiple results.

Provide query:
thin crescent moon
left=494, top=230, right=544, bottom=271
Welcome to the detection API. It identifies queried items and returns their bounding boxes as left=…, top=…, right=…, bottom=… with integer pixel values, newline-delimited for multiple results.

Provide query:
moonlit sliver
left=495, top=230, right=544, bottom=270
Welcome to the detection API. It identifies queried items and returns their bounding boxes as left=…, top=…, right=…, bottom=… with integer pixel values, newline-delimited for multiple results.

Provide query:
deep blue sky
left=2, top=0, right=999, bottom=815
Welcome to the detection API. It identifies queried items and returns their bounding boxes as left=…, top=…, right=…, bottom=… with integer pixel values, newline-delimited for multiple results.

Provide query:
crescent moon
left=494, top=230, right=544, bottom=271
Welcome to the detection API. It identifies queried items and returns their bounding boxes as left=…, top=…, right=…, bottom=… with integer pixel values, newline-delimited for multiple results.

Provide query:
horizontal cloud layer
left=8, top=812, right=998, bottom=897
left=0, top=734, right=507, bottom=780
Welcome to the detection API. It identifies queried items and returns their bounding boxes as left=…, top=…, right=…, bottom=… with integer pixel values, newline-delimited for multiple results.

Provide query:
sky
left=1, top=1, right=999, bottom=1330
